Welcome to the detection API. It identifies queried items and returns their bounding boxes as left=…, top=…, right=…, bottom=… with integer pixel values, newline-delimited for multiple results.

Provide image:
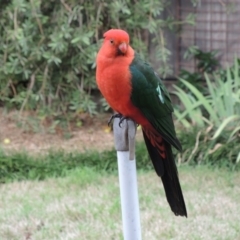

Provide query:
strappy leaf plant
left=173, top=59, right=240, bottom=166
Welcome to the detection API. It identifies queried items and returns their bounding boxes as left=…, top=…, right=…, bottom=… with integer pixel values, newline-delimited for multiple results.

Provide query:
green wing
left=130, top=54, right=182, bottom=151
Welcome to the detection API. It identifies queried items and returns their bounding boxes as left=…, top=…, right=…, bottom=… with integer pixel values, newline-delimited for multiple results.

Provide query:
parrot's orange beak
left=118, top=42, right=127, bottom=54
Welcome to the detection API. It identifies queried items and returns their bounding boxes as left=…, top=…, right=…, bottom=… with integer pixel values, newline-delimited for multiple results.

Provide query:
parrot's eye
left=110, top=39, right=114, bottom=44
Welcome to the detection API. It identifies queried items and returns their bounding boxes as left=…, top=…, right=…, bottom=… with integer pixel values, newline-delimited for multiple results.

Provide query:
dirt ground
left=0, top=109, right=143, bottom=154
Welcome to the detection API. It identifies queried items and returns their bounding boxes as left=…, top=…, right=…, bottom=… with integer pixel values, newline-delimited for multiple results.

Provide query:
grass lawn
left=0, top=166, right=239, bottom=240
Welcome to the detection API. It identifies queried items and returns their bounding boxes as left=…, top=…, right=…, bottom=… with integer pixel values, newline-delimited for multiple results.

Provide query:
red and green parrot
left=96, top=29, right=187, bottom=217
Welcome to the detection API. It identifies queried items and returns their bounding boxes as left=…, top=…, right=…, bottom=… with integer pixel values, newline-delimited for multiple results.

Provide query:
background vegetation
left=0, top=0, right=239, bottom=173
left=0, top=2, right=240, bottom=239
left=0, top=0, right=194, bottom=120
left=174, top=59, right=240, bottom=168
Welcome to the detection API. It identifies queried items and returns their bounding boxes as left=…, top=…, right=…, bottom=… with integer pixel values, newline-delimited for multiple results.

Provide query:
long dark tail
left=142, top=129, right=187, bottom=217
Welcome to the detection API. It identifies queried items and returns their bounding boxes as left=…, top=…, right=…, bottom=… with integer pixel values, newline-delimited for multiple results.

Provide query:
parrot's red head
left=100, top=29, right=130, bottom=57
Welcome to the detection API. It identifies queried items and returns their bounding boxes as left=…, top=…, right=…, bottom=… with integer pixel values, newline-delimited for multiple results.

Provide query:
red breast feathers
left=96, top=29, right=134, bottom=114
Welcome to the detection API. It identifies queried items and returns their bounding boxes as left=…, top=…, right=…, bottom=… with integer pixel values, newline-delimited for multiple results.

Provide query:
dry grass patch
left=0, top=166, right=239, bottom=240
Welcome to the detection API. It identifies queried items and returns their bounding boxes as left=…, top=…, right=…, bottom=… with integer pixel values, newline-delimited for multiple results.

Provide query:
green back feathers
left=129, top=54, right=182, bottom=151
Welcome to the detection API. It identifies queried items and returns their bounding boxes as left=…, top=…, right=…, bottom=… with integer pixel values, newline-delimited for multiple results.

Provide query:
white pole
left=113, top=118, right=142, bottom=240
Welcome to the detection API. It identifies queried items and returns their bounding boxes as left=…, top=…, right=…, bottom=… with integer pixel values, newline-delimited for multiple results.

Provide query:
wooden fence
left=163, top=0, right=240, bottom=79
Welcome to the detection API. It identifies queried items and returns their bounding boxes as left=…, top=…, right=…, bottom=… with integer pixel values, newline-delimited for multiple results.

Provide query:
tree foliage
left=0, top=0, right=194, bottom=119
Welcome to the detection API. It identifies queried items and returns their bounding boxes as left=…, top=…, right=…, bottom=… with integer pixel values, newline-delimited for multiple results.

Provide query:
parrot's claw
left=118, top=116, right=130, bottom=127
left=108, top=113, right=129, bottom=127
left=108, top=113, right=122, bottom=126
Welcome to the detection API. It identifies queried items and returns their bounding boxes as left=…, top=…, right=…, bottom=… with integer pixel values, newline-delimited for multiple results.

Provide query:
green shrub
left=0, top=0, right=194, bottom=119
left=175, top=128, right=240, bottom=169
left=173, top=59, right=240, bottom=166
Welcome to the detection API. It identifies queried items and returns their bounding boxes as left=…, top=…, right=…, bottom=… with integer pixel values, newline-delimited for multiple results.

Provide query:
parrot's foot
left=118, top=116, right=130, bottom=127
left=108, top=113, right=122, bottom=126
left=108, top=113, right=129, bottom=127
